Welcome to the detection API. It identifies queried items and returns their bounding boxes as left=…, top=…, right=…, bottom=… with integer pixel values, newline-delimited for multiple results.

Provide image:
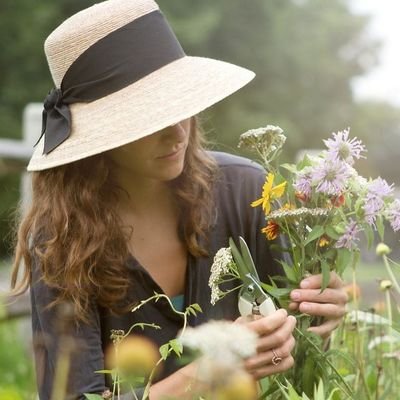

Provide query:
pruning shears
left=229, top=236, right=276, bottom=317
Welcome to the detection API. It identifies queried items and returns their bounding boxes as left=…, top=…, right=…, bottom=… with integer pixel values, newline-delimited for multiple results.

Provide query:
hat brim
left=28, top=56, right=255, bottom=171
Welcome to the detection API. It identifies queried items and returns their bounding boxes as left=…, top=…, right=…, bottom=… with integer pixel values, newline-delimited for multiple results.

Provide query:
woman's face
left=108, top=118, right=191, bottom=183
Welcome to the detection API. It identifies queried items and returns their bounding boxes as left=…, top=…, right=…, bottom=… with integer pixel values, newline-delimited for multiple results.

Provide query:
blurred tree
left=159, top=0, right=380, bottom=156
left=0, top=0, right=95, bottom=257
left=351, top=100, right=400, bottom=185
left=1, top=0, right=399, bottom=257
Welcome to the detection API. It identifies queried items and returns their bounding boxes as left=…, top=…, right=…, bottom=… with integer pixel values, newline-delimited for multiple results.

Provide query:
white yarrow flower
left=266, top=206, right=331, bottom=222
left=179, top=320, right=257, bottom=366
left=209, top=247, right=235, bottom=305
left=238, top=125, right=286, bottom=165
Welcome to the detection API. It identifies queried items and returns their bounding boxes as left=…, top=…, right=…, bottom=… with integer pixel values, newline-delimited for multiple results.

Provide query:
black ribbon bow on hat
left=37, top=88, right=72, bottom=154
left=35, top=10, right=185, bottom=156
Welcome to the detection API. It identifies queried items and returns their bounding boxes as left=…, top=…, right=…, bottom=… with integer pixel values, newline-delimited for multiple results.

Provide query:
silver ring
left=271, top=349, right=282, bottom=366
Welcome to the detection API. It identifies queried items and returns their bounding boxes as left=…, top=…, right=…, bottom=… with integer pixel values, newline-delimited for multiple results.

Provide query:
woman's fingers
left=256, top=315, right=297, bottom=351
left=245, top=335, right=295, bottom=371
left=248, top=355, right=295, bottom=380
left=245, top=308, right=289, bottom=336
left=239, top=310, right=296, bottom=379
left=299, top=271, right=344, bottom=290
left=290, top=287, right=348, bottom=307
left=287, top=271, right=348, bottom=338
left=298, top=301, right=346, bottom=319
left=308, top=317, right=342, bottom=338
left=289, top=271, right=348, bottom=320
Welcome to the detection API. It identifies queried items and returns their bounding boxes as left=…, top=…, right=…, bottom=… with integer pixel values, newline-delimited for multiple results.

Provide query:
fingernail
left=302, top=303, right=311, bottom=312
left=291, top=290, right=301, bottom=301
left=300, top=279, right=310, bottom=289
left=278, top=308, right=288, bottom=316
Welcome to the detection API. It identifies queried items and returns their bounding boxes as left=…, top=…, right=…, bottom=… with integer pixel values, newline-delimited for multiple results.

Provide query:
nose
left=162, top=122, right=188, bottom=143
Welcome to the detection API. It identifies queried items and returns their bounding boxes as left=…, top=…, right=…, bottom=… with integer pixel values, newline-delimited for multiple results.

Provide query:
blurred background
left=0, top=0, right=399, bottom=398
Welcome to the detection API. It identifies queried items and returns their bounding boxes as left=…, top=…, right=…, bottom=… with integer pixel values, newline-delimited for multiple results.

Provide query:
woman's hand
left=289, top=271, right=348, bottom=338
left=236, top=308, right=296, bottom=379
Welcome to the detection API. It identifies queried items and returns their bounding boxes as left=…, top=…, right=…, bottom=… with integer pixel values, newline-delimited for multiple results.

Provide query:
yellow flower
left=214, top=371, right=257, bottom=400
left=106, top=335, right=159, bottom=378
left=282, top=202, right=295, bottom=210
left=318, top=235, right=330, bottom=247
left=251, top=173, right=286, bottom=214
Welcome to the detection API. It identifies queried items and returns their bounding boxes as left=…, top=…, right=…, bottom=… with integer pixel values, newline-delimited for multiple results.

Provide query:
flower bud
left=344, top=283, right=361, bottom=302
left=376, top=243, right=391, bottom=256
left=372, top=301, right=385, bottom=314
left=215, top=371, right=257, bottom=400
left=105, top=335, right=159, bottom=378
left=380, top=280, right=393, bottom=291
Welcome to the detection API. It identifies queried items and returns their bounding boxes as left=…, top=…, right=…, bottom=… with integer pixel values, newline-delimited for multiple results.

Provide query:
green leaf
left=334, top=222, right=348, bottom=234
left=186, top=307, right=195, bottom=316
left=288, top=383, right=306, bottom=399
left=325, top=225, right=341, bottom=240
left=376, top=215, right=385, bottom=241
left=128, top=376, right=146, bottom=385
left=363, top=224, right=375, bottom=248
left=169, top=339, right=183, bottom=357
left=229, top=237, right=248, bottom=276
left=94, top=369, right=114, bottom=375
left=320, top=260, right=330, bottom=292
left=281, top=163, right=298, bottom=173
left=314, top=380, right=324, bottom=399
left=279, top=261, right=298, bottom=283
left=84, top=394, right=104, bottom=400
left=190, top=303, right=202, bottom=313
left=239, top=237, right=257, bottom=274
left=260, top=283, right=292, bottom=298
left=186, top=303, right=203, bottom=317
left=159, top=343, right=170, bottom=360
left=304, top=225, right=324, bottom=245
left=302, top=355, right=318, bottom=397
left=297, top=155, right=313, bottom=170
left=335, top=248, right=352, bottom=275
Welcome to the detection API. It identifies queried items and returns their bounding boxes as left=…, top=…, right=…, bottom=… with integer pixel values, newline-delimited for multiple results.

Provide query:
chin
left=160, top=165, right=185, bottom=182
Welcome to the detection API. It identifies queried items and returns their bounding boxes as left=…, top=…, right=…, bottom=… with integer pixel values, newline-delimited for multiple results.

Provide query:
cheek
left=109, top=142, right=152, bottom=171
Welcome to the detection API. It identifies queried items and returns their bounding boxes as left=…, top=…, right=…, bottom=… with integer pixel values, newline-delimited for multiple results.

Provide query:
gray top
left=30, top=151, right=283, bottom=399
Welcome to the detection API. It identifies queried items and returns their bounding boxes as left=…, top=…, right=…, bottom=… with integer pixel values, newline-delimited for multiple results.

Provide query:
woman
left=11, top=0, right=347, bottom=399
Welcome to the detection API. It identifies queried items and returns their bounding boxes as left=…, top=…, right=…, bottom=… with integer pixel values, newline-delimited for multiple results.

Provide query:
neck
left=114, top=167, right=175, bottom=216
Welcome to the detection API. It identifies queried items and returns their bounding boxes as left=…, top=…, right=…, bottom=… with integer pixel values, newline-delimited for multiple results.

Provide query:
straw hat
left=27, top=0, right=255, bottom=171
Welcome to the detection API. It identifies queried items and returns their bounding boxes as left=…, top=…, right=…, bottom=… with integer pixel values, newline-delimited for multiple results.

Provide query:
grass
left=0, top=258, right=36, bottom=399
left=0, top=319, right=36, bottom=399
left=0, top=257, right=396, bottom=400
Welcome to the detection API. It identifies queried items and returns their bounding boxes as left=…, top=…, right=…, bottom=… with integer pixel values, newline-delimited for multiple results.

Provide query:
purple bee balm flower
left=336, top=220, right=361, bottom=249
left=324, top=128, right=366, bottom=165
left=386, top=199, right=400, bottom=232
left=311, top=159, right=351, bottom=196
left=363, top=177, right=394, bottom=225
left=294, top=168, right=313, bottom=197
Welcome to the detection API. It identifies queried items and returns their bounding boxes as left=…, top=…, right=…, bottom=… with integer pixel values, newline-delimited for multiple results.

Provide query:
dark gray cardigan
left=30, top=152, right=283, bottom=399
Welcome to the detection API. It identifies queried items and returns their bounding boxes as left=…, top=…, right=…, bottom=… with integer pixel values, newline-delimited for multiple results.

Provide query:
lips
left=157, top=145, right=185, bottom=159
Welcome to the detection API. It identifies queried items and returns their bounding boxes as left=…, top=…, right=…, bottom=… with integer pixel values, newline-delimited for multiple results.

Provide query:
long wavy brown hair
left=11, top=116, right=216, bottom=322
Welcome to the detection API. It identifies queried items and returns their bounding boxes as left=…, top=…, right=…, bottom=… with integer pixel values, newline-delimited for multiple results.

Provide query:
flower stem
left=385, top=289, right=393, bottom=354
left=383, top=255, right=400, bottom=294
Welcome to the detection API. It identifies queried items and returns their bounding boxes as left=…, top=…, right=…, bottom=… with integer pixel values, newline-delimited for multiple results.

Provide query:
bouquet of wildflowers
left=210, top=125, right=400, bottom=398
left=239, top=126, right=399, bottom=293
